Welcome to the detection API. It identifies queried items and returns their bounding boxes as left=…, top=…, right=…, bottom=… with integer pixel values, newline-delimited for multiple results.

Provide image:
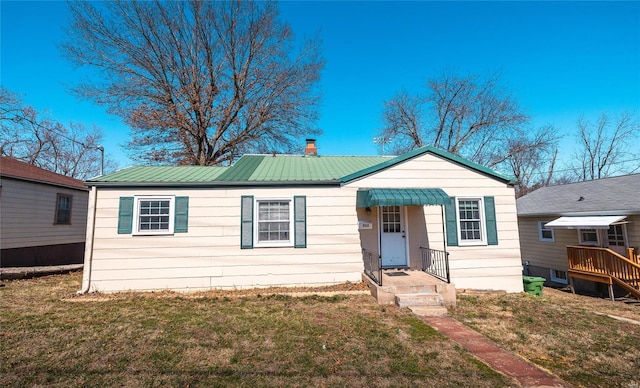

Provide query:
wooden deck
left=567, top=246, right=640, bottom=301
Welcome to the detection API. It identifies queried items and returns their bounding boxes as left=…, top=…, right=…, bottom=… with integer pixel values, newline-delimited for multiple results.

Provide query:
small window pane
left=580, top=229, right=598, bottom=243
left=458, top=200, right=482, bottom=241
left=381, top=206, right=402, bottom=234
left=607, top=224, right=625, bottom=246
left=139, top=200, right=171, bottom=231
left=55, top=194, right=72, bottom=224
left=257, top=201, right=290, bottom=242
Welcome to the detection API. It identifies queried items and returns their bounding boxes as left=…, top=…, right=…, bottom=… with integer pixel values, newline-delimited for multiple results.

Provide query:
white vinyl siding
left=352, top=152, right=523, bottom=293
left=85, top=152, right=523, bottom=293
left=86, top=187, right=364, bottom=292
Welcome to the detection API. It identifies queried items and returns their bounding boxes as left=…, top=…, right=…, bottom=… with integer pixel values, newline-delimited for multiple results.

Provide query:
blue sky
left=2, top=1, right=639, bottom=169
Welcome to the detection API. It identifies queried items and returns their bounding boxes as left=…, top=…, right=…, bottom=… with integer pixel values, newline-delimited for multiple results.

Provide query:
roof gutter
left=518, top=210, right=640, bottom=218
left=84, top=180, right=343, bottom=188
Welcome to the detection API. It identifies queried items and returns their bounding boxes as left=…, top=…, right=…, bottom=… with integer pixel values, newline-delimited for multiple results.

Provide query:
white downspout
left=78, top=186, right=98, bottom=294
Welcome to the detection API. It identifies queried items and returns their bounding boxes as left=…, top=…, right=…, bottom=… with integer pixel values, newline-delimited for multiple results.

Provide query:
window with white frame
left=456, top=198, right=485, bottom=245
left=538, top=221, right=555, bottom=242
left=255, top=199, right=293, bottom=246
left=133, top=196, right=175, bottom=234
left=549, top=268, right=568, bottom=284
left=578, top=228, right=599, bottom=245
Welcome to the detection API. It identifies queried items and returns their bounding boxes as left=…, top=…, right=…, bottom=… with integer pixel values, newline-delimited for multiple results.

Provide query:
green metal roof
left=356, top=188, right=450, bottom=208
left=88, top=166, right=229, bottom=183
left=218, top=155, right=391, bottom=182
left=85, top=145, right=515, bottom=187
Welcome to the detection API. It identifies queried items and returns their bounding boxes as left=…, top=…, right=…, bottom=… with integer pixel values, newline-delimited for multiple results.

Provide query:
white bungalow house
left=0, top=156, right=89, bottom=267
left=517, top=174, right=640, bottom=300
left=80, top=141, right=523, bottom=296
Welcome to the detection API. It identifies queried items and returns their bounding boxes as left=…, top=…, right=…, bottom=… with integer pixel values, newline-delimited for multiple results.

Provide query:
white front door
left=380, top=206, right=407, bottom=267
left=607, top=223, right=628, bottom=256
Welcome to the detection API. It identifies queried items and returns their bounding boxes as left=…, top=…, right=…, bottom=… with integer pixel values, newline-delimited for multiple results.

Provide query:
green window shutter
left=117, top=197, right=134, bottom=234
left=444, top=197, right=458, bottom=247
left=174, top=196, right=189, bottom=233
left=294, top=196, right=306, bottom=248
left=240, top=196, right=254, bottom=249
left=484, top=196, right=498, bottom=245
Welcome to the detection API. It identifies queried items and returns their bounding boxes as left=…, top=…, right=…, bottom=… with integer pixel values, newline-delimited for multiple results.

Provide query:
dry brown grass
left=1, top=273, right=507, bottom=387
left=450, top=287, right=640, bottom=388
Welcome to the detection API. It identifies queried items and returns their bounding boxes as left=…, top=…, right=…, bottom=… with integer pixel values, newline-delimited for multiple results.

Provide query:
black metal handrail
left=420, top=247, right=450, bottom=283
left=362, top=248, right=382, bottom=286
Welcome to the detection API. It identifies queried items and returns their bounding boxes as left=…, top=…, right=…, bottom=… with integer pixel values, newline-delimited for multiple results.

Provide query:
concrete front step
left=382, top=285, right=438, bottom=295
left=395, top=292, right=444, bottom=308
left=408, top=305, right=449, bottom=317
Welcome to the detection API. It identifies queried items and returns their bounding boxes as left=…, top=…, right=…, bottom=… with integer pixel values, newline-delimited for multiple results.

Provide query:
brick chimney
left=305, top=138, right=318, bottom=155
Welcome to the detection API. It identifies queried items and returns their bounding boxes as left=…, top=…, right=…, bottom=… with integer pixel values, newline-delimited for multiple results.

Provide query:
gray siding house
left=0, top=157, right=89, bottom=267
left=517, top=174, right=640, bottom=298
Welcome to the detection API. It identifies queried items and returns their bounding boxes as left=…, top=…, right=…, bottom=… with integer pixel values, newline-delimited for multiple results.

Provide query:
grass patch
left=450, top=288, right=640, bottom=388
left=1, top=273, right=508, bottom=387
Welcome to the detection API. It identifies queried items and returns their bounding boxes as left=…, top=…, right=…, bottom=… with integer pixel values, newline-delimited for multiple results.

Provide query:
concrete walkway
left=421, top=316, right=571, bottom=388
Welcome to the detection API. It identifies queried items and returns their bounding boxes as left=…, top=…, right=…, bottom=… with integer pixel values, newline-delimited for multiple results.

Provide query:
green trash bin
left=522, top=276, right=545, bottom=296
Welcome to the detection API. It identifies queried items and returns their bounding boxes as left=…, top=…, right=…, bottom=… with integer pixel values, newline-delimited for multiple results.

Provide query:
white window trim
left=538, top=221, right=555, bottom=242
left=133, top=196, right=175, bottom=235
left=254, top=197, right=294, bottom=248
left=456, top=197, right=487, bottom=246
left=549, top=268, right=568, bottom=284
left=577, top=228, right=599, bottom=246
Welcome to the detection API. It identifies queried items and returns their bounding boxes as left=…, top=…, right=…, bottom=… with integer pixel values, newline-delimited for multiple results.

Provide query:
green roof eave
left=85, top=179, right=342, bottom=188
left=339, top=146, right=517, bottom=185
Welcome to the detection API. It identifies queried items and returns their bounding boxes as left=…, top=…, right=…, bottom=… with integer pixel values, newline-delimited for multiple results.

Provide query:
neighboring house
left=80, top=141, right=523, bottom=294
left=517, top=174, right=640, bottom=298
left=0, top=156, right=89, bottom=267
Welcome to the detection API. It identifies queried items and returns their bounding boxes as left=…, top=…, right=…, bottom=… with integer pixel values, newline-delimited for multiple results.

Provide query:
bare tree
left=501, top=125, right=560, bottom=197
left=380, top=90, right=425, bottom=154
left=62, top=0, right=323, bottom=166
left=567, top=112, right=639, bottom=181
left=0, top=87, right=110, bottom=179
left=379, top=71, right=529, bottom=165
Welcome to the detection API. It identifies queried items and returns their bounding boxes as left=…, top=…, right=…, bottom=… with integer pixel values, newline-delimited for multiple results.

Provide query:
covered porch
left=355, top=188, right=456, bottom=311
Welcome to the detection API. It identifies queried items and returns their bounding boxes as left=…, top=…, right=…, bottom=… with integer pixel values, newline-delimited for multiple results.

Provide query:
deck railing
left=363, top=248, right=382, bottom=286
left=567, top=245, right=640, bottom=298
left=420, top=247, right=450, bottom=283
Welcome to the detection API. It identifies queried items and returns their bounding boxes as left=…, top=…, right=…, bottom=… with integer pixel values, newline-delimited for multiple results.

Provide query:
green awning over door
left=356, top=188, right=449, bottom=208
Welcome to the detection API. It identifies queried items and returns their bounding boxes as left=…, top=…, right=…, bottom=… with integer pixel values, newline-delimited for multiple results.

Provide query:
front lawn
left=450, top=288, right=640, bottom=387
left=1, top=273, right=507, bottom=387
